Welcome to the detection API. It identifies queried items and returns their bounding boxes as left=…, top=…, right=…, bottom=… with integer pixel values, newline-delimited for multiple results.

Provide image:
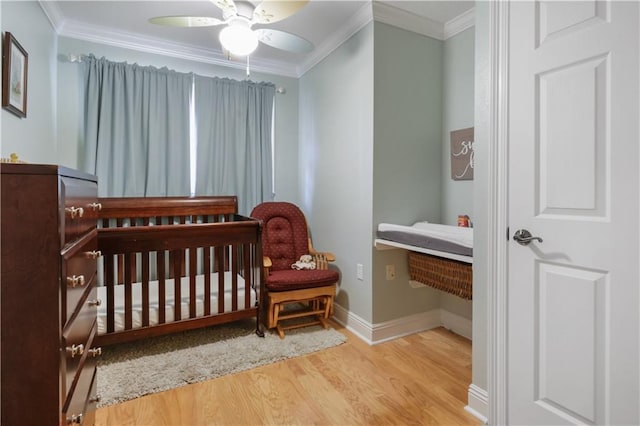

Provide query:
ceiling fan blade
left=210, top=0, right=237, bottom=16
left=254, top=28, right=313, bottom=53
left=252, top=0, right=309, bottom=24
left=148, top=16, right=225, bottom=27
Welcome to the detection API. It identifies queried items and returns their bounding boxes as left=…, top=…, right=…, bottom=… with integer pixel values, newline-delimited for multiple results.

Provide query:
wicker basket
left=407, top=251, right=472, bottom=300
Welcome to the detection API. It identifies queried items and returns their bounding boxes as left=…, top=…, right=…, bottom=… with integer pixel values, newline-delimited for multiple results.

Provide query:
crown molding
left=444, top=7, right=475, bottom=39
left=39, top=0, right=65, bottom=33
left=372, top=1, right=444, bottom=41
left=39, top=0, right=474, bottom=79
left=57, top=18, right=299, bottom=78
left=372, top=2, right=475, bottom=41
left=297, top=1, right=373, bottom=77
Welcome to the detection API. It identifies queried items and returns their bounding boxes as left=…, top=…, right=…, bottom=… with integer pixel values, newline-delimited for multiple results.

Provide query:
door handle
left=513, top=229, right=543, bottom=246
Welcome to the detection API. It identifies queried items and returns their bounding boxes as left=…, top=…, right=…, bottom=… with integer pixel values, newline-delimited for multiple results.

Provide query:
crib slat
left=189, top=247, right=197, bottom=318
left=172, top=250, right=182, bottom=321
left=204, top=246, right=211, bottom=316
left=216, top=246, right=225, bottom=314
left=231, top=244, right=238, bottom=311
left=167, top=228, right=186, bottom=279
left=142, top=251, right=150, bottom=327
left=106, top=253, right=115, bottom=333
left=117, top=254, right=124, bottom=285
left=130, top=254, right=137, bottom=288
left=243, top=243, right=251, bottom=308
left=168, top=251, right=174, bottom=279
left=124, top=253, right=133, bottom=330
left=158, top=250, right=166, bottom=324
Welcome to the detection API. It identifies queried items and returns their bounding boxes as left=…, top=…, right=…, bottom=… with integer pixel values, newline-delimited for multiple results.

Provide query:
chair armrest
left=263, top=256, right=272, bottom=268
left=317, top=252, right=336, bottom=262
left=308, top=238, right=336, bottom=262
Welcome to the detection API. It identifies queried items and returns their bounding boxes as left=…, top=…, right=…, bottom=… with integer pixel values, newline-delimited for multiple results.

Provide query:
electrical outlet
left=386, top=264, right=395, bottom=280
left=357, top=263, right=364, bottom=280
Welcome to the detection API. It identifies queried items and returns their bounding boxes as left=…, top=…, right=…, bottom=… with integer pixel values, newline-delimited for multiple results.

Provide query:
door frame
left=487, top=1, right=509, bottom=424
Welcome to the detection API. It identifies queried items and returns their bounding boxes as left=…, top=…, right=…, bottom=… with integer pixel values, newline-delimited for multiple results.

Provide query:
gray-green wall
left=1, top=1, right=57, bottom=163
left=440, top=28, right=475, bottom=324
left=298, top=22, right=375, bottom=323
left=442, top=27, right=474, bottom=226
left=300, top=21, right=475, bottom=327
left=372, top=22, right=443, bottom=323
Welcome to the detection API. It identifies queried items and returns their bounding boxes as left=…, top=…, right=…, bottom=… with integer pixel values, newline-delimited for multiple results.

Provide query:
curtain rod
left=66, top=53, right=87, bottom=63
left=65, top=53, right=286, bottom=94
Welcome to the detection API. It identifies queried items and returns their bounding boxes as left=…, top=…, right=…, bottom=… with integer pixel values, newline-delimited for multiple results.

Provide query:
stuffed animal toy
left=291, top=254, right=316, bottom=270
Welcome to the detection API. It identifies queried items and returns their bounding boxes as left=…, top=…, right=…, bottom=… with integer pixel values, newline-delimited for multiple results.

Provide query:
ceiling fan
left=149, top=0, right=313, bottom=57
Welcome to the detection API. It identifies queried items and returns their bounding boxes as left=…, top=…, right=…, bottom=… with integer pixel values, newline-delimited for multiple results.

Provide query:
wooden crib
left=94, top=196, right=264, bottom=346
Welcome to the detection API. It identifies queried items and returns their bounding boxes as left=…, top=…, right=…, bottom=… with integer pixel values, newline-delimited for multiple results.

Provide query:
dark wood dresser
left=1, top=164, right=102, bottom=425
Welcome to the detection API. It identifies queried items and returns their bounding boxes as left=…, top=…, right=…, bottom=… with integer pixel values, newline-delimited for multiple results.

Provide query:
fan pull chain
left=246, top=55, right=251, bottom=77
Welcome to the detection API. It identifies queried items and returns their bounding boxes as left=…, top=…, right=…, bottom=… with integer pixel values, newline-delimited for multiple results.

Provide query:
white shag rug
left=96, top=320, right=346, bottom=408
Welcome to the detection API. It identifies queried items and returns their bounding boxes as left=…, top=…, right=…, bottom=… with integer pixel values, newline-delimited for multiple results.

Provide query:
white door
left=507, top=1, right=639, bottom=425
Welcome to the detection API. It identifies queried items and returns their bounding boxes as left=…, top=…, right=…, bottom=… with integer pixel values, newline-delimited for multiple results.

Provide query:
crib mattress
left=97, top=271, right=256, bottom=334
left=376, top=222, right=473, bottom=262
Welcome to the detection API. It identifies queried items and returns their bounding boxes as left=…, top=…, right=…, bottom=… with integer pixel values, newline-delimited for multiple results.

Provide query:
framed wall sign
left=2, top=32, right=28, bottom=118
left=450, top=127, right=474, bottom=181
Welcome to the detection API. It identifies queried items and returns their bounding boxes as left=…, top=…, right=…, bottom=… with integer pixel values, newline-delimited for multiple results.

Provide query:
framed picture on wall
left=450, top=127, right=474, bottom=180
left=2, top=32, right=28, bottom=118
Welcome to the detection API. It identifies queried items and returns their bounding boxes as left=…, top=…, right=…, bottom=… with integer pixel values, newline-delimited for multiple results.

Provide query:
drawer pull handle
left=88, top=202, right=103, bottom=211
left=66, top=275, right=86, bottom=288
left=88, top=299, right=102, bottom=307
left=86, top=250, right=102, bottom=259
left=88, top=347, right=103, bottom=357
left=67, top=413, right=83, bottom=424
left=65, top=206, right=84, bottom=219
left=66, top=343, right=84, bottom=358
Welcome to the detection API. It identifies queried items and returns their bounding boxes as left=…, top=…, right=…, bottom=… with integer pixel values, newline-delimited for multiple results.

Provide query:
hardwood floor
left=95, top=323, right=480, bottom=425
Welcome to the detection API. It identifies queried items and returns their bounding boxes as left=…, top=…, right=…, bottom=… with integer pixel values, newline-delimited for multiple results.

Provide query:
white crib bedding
left=376, top=222, right=473, bottom=263
left=97, top=271, right=256, bottom=334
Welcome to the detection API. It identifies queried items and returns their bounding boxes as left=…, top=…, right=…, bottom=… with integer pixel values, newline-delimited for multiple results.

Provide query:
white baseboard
left=465, top=383, right=489, bottom=424
left=440, top=309, right=473, bottom=340
left=332, top=303, right=374, bottom=344
left=371, top=309, right=442, bottom=344
left=332, top=304, right=472, bottom=345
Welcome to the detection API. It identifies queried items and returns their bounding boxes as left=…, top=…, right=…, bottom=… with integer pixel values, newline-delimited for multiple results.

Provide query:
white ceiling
left=42, top=0, right=475, bottom=77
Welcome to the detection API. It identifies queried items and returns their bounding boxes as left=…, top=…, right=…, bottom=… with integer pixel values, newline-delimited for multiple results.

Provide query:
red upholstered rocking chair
left=251, top=202, right=339, bottom=338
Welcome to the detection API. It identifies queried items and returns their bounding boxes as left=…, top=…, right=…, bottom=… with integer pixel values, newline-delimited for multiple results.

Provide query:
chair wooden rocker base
left=268, top=285, right=336, bottom=339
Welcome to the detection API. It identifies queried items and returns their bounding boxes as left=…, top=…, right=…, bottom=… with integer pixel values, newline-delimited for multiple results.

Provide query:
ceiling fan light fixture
left=219, top=17, right=258, bottom=56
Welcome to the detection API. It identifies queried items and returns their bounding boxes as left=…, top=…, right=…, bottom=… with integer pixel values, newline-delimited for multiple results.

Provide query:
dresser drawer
left=62, top=355, right=97, bottom=425
left=82, top=371, right=98, bottom=426
left=62, top=230, right=100, bottom=324
left=62, top=293, right=98, bottom=399
left=61, top=176, right=99, bottom=246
